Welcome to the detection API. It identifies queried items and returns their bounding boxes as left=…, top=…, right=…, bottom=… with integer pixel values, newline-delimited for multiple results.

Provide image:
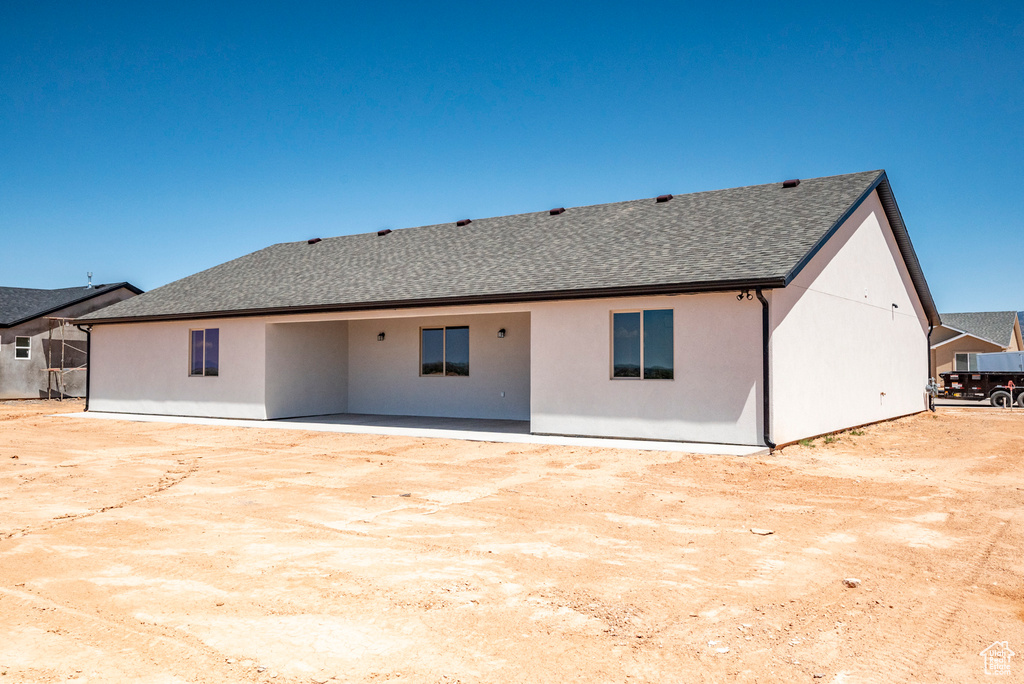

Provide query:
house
left=930, top=311, right=1023, bottom=377
left=1, top=282, right=142, bottom=399
left=77, top=170, right=938, bottom=447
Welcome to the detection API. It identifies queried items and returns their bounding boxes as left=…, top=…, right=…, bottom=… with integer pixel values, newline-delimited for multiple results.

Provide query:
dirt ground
left=1, top=402, right=1023, bottom=683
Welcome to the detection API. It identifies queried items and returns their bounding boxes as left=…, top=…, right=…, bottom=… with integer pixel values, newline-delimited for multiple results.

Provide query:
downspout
left=74, top=324, right=92, bottom=411
left=754, top=289, right=776, bottom=450
left=927, top=323, right=935, bottom=412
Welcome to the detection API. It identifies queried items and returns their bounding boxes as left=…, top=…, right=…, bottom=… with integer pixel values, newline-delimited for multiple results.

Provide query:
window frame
left=188, top=328, right=220, bottom=377
left=14, top=336, right=31, bottom=360
left=610, top=309, right=674, bottom=380
left=954, top=352, right=978, bottom=372
left=419, top=325, right=470, bottom=377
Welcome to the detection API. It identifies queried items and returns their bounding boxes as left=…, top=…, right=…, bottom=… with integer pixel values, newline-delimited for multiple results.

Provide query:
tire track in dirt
left=583, top=504, right=883, bottom=677
left=851, top=515, right=1011, bottom=683
left=0, top=585, right=252, bottom=681
left=0, top=458, right=198, bottom=541
left=207, top=505, right=518, bottom=563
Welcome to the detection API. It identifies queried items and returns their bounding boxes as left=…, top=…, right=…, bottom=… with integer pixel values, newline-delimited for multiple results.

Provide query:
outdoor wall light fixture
left=497, top=328, right=506, bottom=338
left=377, top=332, right=386, bottom=342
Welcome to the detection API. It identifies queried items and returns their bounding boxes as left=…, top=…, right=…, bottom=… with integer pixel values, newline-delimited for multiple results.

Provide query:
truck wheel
left=991, top=390, right=1012, bottom=408
left=1017, top=392, right=1024, bottom=408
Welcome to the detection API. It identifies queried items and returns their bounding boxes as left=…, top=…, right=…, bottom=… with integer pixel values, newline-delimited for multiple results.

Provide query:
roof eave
left=76, top=277, right=788, bottom=325
left=875, top=174, right=940, bottom=327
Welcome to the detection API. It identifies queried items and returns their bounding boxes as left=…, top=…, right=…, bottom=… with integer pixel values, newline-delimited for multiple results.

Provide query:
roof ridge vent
left=656, top=194, right=673, bottom=203
left=782, top=179, right=800, bottom=188
left=377, top=229, right=392, bottom=236
left=549, top=207, right=565, bottom=215
left=456, top=219, right=472, bottom=226
left=307, top=238, right=322, bottom=244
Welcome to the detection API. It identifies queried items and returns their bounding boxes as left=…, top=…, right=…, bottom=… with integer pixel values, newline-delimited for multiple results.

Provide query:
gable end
left=782, top=171, right=938, bottom=326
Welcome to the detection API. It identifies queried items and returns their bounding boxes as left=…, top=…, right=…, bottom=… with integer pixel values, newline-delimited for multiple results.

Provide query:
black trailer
left=939, top=371, right=1024, bottom=407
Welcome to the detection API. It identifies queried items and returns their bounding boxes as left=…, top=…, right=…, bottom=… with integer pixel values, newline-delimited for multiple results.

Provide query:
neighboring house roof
left=938, top=311, right=1019, bottom=349
left=0, top=283, right=143, bottom=328
left=80, top=170, right=939, bottom=325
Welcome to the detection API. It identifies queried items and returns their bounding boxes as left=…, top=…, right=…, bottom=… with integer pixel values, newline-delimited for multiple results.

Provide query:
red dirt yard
left=1, top=401, right=1023, bottom=683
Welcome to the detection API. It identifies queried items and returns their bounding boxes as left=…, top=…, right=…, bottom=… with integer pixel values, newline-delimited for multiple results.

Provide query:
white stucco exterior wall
left=265, top=321, right=349, bottom=419
left=89, top=297, right=763, bottom=442
left=86, top=196, right=931, bottom=445
left=769, top=190, right=929, bottom=444
left=89, top=308, right=531, bottom=422
left=347, top=312, right=530, bottom=420
left=89, top=318, right=268, bottom=419
left=530, top=294, right=764, bottom=445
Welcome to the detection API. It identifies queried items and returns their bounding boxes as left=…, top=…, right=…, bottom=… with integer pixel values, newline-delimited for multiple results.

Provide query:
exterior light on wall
left=497, top=328, right=506, bottom=338
left=377, top=332, right=385, bottom=342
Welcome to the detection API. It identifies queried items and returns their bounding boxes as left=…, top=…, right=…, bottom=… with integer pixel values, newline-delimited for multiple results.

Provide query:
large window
left=421, top=326, right=469, bottom=376
left=15, top=336, right=30, bottom=360
left=612, top=309, right=673, bottom=379
left=189, top=329, right=219, bottom=377
left=954, top=352, right=978, bottom=372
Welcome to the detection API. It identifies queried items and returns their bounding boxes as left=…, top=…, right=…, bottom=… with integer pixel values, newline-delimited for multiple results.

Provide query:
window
left=15, top=336, right=30, bottom=360
left=954, top=352, right=978, bottom=372
left=189, top=329, right=219, bottom=376
left=421, top=326, right=469, bottom=376
left=612, top=309, right=673, bottom=379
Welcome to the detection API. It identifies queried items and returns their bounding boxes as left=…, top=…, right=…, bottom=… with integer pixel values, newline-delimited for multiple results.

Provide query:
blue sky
left=2, top=2, right=1021, bottom=312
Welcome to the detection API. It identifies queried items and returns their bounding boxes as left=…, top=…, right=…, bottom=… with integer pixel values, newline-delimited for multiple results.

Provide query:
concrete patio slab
left=65, top=411, right=769, bottom=456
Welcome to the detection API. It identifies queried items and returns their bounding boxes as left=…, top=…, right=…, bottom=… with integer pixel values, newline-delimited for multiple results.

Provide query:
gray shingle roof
left=0, top=283, right=141, bottom=328
left=939, top=311, right=1020, bottom=348
left=80, top=170, right=938, bottom=324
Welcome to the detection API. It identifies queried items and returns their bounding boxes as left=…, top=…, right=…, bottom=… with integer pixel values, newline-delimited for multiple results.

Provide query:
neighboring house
left=0, top=283, right=142, bottom=399
left=78, top=170, right=938, bottom=447
left=930, top=311, right=1023, bottom=377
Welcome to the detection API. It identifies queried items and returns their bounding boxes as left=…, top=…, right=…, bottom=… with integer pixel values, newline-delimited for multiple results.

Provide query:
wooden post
left=59, top=319, right=67, bottom=400
left=46, top=319, right=53, bottom=400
